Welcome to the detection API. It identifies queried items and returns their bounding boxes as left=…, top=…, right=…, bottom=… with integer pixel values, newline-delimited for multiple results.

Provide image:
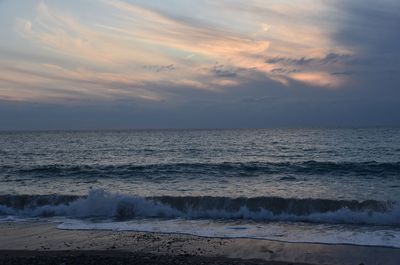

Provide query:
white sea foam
left=1, top=189, right=400, bottom=226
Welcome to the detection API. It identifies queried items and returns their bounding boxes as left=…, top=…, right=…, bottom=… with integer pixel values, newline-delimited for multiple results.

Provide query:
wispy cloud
left=1, top=0, right=399, bottom=129
left=2, top=0, right=355, bottom=103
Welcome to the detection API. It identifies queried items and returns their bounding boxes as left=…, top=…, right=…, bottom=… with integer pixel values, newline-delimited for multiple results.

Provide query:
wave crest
left=1, top=190, right=399, bottom=226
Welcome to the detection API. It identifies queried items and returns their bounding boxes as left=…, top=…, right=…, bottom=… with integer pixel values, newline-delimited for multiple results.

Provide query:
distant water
left=1, top=128, right=400, bottom=247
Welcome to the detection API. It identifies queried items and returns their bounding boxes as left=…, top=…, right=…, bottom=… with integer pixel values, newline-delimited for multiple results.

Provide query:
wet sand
left=0, top=222, right=399, bottom=265
left=0, top=251, right=313, bottom=265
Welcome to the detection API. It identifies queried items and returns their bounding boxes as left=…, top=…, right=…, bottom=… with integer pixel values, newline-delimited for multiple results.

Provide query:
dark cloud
left=2, top=55, right=400, bottom=130
left=335, top=0, right=400, bottom=55
left=330, top=71, right=355, bottom=76
left=331, top=0, right=400, bottom=99
left=266, top=53, right=351, bottom=67
left=2, top=88, right=400, bottom=130
left=1, top=1, right=400, bottom=130
left=334, top=0, right=400, bottom=74
left=210, top=63, right=238, bottom=78
left=142, top=64, right=175, bottom=73
left=271, top=68, right=298, bottom=74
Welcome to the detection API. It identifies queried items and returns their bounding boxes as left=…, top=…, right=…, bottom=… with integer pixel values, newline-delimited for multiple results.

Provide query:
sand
left=0, top=222, right=399, bottom=265
left=0, top=251, right=316, bottom=265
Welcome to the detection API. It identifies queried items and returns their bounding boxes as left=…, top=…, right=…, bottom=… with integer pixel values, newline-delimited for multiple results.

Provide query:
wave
left=2, top=161, right=400, bottom=179
left=0, top=190, right=399, bottom=226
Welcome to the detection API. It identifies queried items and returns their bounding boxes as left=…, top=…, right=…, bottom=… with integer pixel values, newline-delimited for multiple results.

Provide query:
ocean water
left=1, top=128, right=400, bottom=247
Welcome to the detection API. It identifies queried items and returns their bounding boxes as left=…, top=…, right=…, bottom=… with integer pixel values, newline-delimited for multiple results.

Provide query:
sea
left=1, top=128, right=400, bottom=247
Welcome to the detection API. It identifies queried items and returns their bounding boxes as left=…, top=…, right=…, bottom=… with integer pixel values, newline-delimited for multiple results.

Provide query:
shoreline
left=1, top=222, right=400, bottom=265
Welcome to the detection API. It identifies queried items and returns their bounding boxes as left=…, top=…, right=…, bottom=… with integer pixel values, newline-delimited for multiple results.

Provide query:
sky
left=0, top=0, right=399, bottom=130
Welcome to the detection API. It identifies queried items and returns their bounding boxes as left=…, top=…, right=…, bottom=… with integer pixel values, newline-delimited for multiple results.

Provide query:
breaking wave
left=0, top=190, right=399, bottom=226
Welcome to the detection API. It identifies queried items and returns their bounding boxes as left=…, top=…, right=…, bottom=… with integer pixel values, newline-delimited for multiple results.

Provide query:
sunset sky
left=0, top=0, right=399, bottom=129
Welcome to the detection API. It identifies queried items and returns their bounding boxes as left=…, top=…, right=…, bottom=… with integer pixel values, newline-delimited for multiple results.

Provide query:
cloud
left=335, top=0, right=400, bottom=54
left=2, top=0, right=399, bottom=129
left=9, top=1, right=270, bottom=101
left=4, top=0, right=354, bottom=104
left=266, top=53, right=351, bottom=66
left=142, top=64, right=175, bottom=73
left=329, top=0, right=400, bottom=96
left=289, top=72, right=346, bottom=88
left=210, top=63, right=238, bottom=78
left=264, top=53, right=353, bottom=88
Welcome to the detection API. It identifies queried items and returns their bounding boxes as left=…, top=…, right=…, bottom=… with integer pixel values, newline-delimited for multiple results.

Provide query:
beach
left=1, top=0, right=400, bottom=261
left=0, top=251, right=314, bottom=265
left=1, top=130, right=400, bottom=264
left=1, top=222, right=399, bottom=265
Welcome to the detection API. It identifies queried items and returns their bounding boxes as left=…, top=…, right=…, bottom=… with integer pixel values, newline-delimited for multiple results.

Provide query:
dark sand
left=0, top=222, right=399, bottom=265
left=0, top=251, right=313, bottom=265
